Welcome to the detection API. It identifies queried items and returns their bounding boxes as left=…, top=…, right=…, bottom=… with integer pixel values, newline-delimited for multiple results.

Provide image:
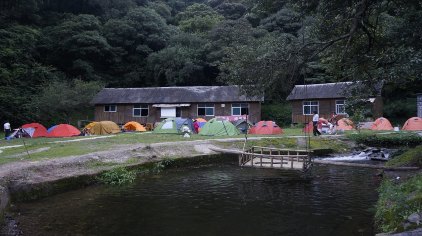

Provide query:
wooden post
left=271, top=157, right=273, bottom=167
left=291, top=157, right=294, bottom=169
left=260, top=155, right=263, bottom=167
left=250, top=154, right=253, bottom=166
left=239, top=154, right=241, bottom=166
left=281, top=156, right=283, bottom=168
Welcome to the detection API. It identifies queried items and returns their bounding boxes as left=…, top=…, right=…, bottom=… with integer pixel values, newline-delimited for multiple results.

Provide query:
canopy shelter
left=199, top=118, right=240, bottom=136
left=249, top=121, right=283, bottom=135
left=47, top=124, right=81, bottom=137
left=6, top=128, right=34, bottom=140
left=21, top=123, right=48, bottom=137
left=402, top=117, right=422, bottom=131
left=337, top=118, right=354, bottom=131
left=303, top=118, right=328, bottom=133
left=233, top=119, right=253, bottom=134
left=89, top=121, right=121, bottom=135
left=123, top=121, right=146, bottom=132
left=370, top=117, right=393, bottom=131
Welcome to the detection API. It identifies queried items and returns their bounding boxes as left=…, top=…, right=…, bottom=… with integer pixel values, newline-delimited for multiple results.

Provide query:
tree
left=175, top=3, right=224, bottom=35
left=32, top=79, right=103, bottom=124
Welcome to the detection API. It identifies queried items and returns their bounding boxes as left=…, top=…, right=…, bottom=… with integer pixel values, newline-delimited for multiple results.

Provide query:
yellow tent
left=89, top=121, right=121, bottom=135
left=85, top=122, right=97, bottom=130
left=195, top=118, right=207, bottom=123
left=123, top=121, right=146, bottom=132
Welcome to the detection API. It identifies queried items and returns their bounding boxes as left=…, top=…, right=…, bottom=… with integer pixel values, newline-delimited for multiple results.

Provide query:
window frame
left=231, top=103, right=249, bottom=116
left=104, top=105, right=117, bottom=112
left=335, top=100, right=347, bottom=115
left=302, top=101, right=319, bottom=115
left=133, top=104, right=149, bottom=117
left=197, top=103, right=215, bottom=117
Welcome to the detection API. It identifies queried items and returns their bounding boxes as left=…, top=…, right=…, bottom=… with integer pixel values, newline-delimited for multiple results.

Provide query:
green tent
left=199, top=118, right=240, bottom=136
left=153, top=118, right=178, bottom=134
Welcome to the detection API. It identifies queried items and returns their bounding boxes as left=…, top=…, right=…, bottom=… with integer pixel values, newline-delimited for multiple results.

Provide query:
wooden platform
left=244, top=157, right=304, bottom=170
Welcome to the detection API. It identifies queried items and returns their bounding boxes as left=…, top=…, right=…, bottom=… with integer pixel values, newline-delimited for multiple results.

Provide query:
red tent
left=47, top=124, right=81, bottom=137
left=249, top=121, right=283, bottom=135
left=303, top=118, right=328, bottom=133
left=337, top=118, right=354, bottom=131
left=371, top=117, right=393, bottom=131
left=21, top=123, right=48, bottom=137
left=402, top=117, right=422, bottom=131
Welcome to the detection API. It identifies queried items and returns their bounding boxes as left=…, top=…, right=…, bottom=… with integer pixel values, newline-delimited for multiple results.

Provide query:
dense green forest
left=0, top=0, right=421, bottom=126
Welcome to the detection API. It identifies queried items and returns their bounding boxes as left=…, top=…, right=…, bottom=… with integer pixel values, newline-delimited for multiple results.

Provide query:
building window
left=104, top=105, right=117, bottom=112
left=198, top=104, right=214, bottom=116
left=303, top=101, right=319, bottom=115
left=133, top=104, right=149, bottom=117
left=232, top=103, right=249, bottom=116
left=336, top=100, right=346, bottom=114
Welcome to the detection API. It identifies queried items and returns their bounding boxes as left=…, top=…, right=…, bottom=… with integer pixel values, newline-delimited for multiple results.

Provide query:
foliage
left=0, top=0, right=421, bottom=125
left=31, top=79, right=103, bottom=124
left=261, top=103, right=291, bottom=127
left=97, top=167, right=137, bottom=185
left=348, top=133, right=422, bottom=148
left=386, top=146, right=422, bottom=168
left=375, top=175, right=422, bottom=233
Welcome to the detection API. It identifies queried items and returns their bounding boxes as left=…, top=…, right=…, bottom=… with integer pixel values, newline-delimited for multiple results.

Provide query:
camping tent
left=47, top=124, right=81, bottom=137
left=233, top=119, right=252, bottom=134
left=402, top=117, right=422, bottom=131
left=85, top=122, right=97, bottom=130
left=123, top=121, right=146, bottom=132
left=88, top=121, right=121, bottom=135
left=153, top=118, right=178, bottom=134
left=175, top=118, right=195, bottom=132
left=370, top=117, right=393, bottom=131
left=249, top=121, right=283, bottom=135
left=195, top=118, right=207, bottom=128
left=6, top=128, right=34, bottom=140
left=303, top=118, right=329, bottom=133
left=199, top=118, right=240, bottom=136
left=21, top=123, right=48, bottom=137
left=337, top=118, right=354, bottom=131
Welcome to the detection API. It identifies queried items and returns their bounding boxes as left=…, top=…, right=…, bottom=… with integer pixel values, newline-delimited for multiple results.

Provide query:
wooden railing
left=239, top=146, right=313, bottom=172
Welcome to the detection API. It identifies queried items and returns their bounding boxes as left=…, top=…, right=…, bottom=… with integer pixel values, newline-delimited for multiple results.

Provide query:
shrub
left=375, top=175, right=422, bottom=233
left=386, top=146, right=422, bottom=167
left=348, top=133, right=422, bottom=148
left=97, top=167, right=137, bottom=185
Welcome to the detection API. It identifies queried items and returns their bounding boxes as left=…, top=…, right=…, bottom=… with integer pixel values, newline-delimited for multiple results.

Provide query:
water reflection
left=14, top=164, right=379, bottom=236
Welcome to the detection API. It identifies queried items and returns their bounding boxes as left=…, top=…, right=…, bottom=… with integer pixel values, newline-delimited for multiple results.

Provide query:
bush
left=386, top=146, right=422, bottom=167
left=348, top=133, right=422, bottom=148
left=97, top=167, right=137, bottom=185
left=375, top=175, right=422, bottom=233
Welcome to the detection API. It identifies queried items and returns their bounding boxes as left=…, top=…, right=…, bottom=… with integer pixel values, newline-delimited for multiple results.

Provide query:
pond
left=12, top=163, right=380, bottom=236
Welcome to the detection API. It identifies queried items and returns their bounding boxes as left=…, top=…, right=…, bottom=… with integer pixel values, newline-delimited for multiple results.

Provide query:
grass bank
left=347, top=132, right=422, bottom=148
left=375, top=174, right=422, bottom=233
left=386, top=146, right=422, bottom=168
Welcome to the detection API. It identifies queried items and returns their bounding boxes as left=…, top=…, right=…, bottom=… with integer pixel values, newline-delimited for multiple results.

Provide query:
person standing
left=312, top=111, right=321, bottom=136
left=4, top=121, right=11, bottom=139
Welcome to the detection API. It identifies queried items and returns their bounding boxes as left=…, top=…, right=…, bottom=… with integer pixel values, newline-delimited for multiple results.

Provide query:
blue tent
left=175, top=118, right=195, bottom=132
left=47, top=125, right=57, bottom=133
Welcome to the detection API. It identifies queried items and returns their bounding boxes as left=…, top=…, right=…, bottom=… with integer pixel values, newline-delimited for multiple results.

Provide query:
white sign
left=161, top=107, right=176, bottom=118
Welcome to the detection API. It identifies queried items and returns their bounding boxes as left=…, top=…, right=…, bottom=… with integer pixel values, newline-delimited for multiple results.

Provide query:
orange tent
left=123, top=121, right=146, bottom=132
left=303, top=118, right=328, bottom=133
left=47, top=124, right=81, bottom=137
left=337, top=118, right=354, bottom=130
left=195, top=118, right=207, bottom=123
left=21, top=123, right=48, bottom=137
left=371, top=117, right=393, bottom=131
left=402, top=117, right=422, bottom=131
left=249, top=121, right=283, bottom=135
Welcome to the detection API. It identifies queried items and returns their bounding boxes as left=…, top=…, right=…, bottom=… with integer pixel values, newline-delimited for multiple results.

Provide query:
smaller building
left=286, top=82, right=383, bottom=124
left=91, top=86, right=263, bottom=124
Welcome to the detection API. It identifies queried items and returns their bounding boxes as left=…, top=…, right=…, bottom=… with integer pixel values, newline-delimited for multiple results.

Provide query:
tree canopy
left=0, top=0, right=420, bottom=125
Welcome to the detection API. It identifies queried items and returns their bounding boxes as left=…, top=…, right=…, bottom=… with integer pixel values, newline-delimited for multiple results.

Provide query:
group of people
left=312, top=111, right=339, bottom=136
